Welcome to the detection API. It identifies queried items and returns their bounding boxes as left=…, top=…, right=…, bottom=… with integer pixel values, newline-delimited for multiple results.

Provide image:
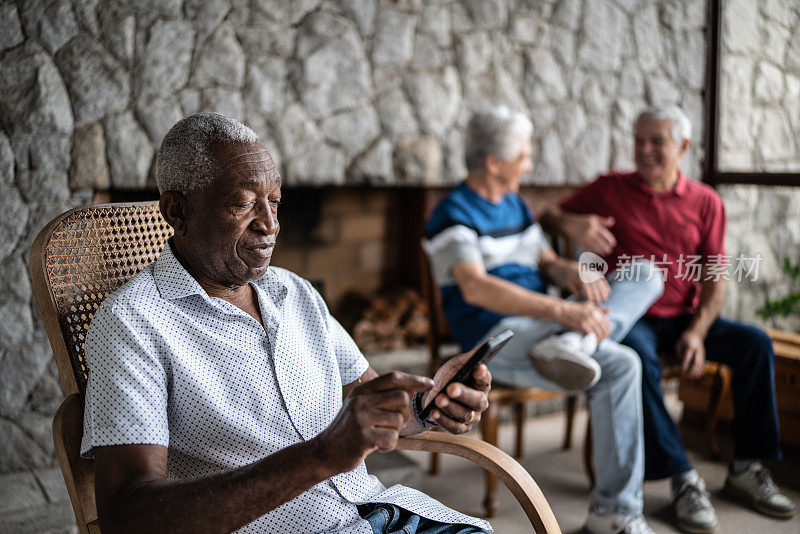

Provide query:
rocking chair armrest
left=396, top=432, right=561, bottom=533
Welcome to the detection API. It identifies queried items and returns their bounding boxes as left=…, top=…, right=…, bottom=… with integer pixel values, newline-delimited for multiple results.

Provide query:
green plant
left=756, top=258, right=800, bottom=319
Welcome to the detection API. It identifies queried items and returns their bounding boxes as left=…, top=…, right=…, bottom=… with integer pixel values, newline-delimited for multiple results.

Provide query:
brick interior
left=271, top=188, right=408, bottom=309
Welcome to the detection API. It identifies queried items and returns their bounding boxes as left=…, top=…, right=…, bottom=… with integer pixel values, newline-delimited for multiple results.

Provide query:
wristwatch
left=412, top=392, right=438, bottom=430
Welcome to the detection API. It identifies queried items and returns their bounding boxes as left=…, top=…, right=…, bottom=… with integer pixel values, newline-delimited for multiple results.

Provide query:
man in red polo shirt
left=543, top=105, right=794, bottom=533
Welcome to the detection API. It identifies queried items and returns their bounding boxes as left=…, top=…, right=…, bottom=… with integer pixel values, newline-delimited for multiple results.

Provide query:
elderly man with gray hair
left=547, top=105, right=795, bottom=533
left=424, top=106, right=667, bottom=534
left=80, top=112, right=494, bottom=533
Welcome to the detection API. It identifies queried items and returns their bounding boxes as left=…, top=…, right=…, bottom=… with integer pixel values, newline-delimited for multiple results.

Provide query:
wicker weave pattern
left=43, top=202, right=173, bottom=394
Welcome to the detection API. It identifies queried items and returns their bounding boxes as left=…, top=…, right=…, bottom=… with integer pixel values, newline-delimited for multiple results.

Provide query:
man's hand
left=563, top=214, right=616, bottom=256
left=556, top=301, right=611, bottom=341
left=677, top=329, right=706, bottom=379
left=313, top=372, right=432, bottom=473
left=564, top=263, right=611, bottom=304
left=424, top=354, right=491, bottom=434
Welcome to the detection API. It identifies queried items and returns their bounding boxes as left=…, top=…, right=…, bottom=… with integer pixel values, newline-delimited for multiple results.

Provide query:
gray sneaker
left=528, top=332, right=601, bottom=392
left=673, top=477, right=717, bottom=533
left=725, top=462, right=796, bottom=519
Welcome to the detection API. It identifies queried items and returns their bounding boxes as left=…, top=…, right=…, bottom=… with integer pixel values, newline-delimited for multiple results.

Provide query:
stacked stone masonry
left=0, top=0, right=796, bottom=477
left=719, top=0, right=800, bottom=171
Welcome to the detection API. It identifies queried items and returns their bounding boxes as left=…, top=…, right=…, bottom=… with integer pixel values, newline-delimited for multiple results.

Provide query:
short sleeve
left=304, top=279, right=369, bottom=385
left=329, top=317, right=369, bottom=384
left=522, top=223, right=553, bottom=264
left=699, top=192, right=727, bottom=259
left=422, top=225, right=483, bottom=285
left=80, top=304, right=169, bottom=458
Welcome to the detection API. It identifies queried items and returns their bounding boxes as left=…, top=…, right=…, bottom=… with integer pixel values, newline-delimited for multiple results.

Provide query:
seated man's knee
left=752, top=325, right=773, bottom=350
left=621, top=345, right=642, bottom=382
left=600, top=342, right=642, bottom=384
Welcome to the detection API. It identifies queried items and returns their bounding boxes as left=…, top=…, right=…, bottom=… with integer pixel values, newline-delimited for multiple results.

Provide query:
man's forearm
left=460, top=272, right=565, bottom=322
left=688, top=278, right=726, bottom=338
left=539, top=255, right=575, bottom=290
left=99, top=439, right=333, bottom=534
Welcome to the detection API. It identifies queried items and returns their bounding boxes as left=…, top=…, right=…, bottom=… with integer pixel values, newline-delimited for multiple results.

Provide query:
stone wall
left=0, top=0, right=709, bottom=190
left=719, top=0, right=800, bottom=171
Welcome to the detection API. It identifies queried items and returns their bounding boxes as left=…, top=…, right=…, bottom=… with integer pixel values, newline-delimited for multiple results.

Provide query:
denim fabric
left=483, top=261, right=664, bottom=515
left=622, top=314, right=782, bottom=480
left=359, top=504, right=489, bottom=534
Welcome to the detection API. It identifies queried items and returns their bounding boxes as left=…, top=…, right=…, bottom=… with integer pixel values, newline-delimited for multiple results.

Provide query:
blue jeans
left=484, top=261, right=664, bottom=515
left=359, top=504, right=489, bottom=534
left=622, top=315, right=782, bottom=480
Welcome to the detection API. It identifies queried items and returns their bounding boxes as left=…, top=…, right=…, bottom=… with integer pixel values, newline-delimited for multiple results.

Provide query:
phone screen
left=418, top=330, right=513, bottom=421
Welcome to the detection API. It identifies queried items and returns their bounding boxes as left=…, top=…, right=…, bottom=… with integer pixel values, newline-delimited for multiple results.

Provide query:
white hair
left=635, top=105, right=692, bottom=143
left=465, top=105, right=534, bottom=172
left=156, top=112, right=260, bottom=193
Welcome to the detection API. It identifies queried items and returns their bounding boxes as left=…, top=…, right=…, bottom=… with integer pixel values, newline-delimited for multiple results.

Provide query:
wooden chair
left=420, top=249, right=577, bottom=518
left=30, top=202, right=561, bottom=534
left=665, top=360, right=731, bottom=459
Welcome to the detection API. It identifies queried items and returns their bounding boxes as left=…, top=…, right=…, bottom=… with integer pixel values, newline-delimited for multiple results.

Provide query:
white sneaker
left=725, top=462, right=796, bottom=519
left=585, top=509, right=654, bottom=534
left=528, top=332, right=601, bottom=391
left=673, top=477, right=717, bottom=533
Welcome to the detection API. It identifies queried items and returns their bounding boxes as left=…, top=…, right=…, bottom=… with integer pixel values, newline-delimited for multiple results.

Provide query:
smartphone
left=418, top=329, right=514, bottom=421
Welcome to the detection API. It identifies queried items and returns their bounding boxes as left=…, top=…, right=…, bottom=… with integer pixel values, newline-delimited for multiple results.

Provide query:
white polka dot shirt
left=80, top=243, right=490, bottom=533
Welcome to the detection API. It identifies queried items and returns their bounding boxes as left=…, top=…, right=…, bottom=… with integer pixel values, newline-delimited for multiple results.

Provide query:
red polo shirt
left=560, top=170, right=727, bottom=318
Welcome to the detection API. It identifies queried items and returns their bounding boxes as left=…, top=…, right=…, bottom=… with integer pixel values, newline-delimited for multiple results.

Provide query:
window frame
left=704, top=0, right=800, bottom=187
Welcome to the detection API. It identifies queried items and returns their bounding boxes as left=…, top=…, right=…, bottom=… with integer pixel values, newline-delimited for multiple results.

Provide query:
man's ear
left=679, top=137, right=691, bottom=157
left=484, top=154, right=500, bottom=175
left=159, top=192, right=189, bottom=236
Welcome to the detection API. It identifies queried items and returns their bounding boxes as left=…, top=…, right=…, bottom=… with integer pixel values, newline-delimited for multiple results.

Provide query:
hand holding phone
left=418, top=330, right=513, bottom=421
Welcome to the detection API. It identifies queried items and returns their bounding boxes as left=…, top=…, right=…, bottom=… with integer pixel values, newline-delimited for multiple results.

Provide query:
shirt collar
left=627, top=170, right=688, bottom=197
left=153, top=241, right=207, bottom=300
left=153, top=240, right=288, bottom=307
